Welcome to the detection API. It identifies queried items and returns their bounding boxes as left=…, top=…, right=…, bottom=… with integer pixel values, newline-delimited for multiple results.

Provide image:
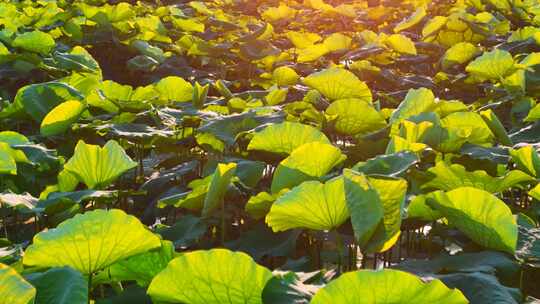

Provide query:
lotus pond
left=0, top=0, right=540, bottom=303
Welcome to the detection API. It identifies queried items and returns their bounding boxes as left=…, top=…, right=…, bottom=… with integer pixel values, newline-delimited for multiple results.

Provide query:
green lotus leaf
left=397, top=250, right=519, bottom=281
left=14, top=82, right=83, bottom=122
left=0, top=263, right=35, bottom=304
left=465, top=49, right=515, bottom=81
left=385, top=34, right=417, bottom=55
left=262, top=272, right=317, bottom=303
left=0, top=131, right=29, bottom=145
left=228, top=224, right=300, bottom=261
left=344, top=170, right=408, bottom=253
left=158, top=176, right=211, bottom=210
left=407, top=193, right=443, bottom=221
left=23, top=209, right=161, bottom=274
left=394, top=7, right=427, bottom=33
left=422, top=162, right=534, bottom=193
left=442, top=42, right=479, bottom=69
left=203, top=158, right=264, bottom=188
left=516, top=215, right=540, bottom=267
left=438, top=272, right=520, bottom=304
left=12, top=30, right=55, bottom=54
left=198, top=110, right=282, bottom=147
left=510, top=145, right=540, bottom=177
left=53, top=46, right=101, bottom=77
left=147, top=249, right=273, bottom=304
left=326, top=99, right=387, bottom=135
left=479, top=109, right=512, bottom=146
left=303, top=67, right=372, bottom=102
left=273, top=66, right=300, bottom=86
left=38, top=190, right=118, bottom=215
left=26, top=267, right=88, bottom=304
left=202, top=163, right=237, bottom=217
left=385, top=135, right=428, bottom=154
left=248, top=121, right=330, bottom=155
left=94, top=240, right=174, bottom=286
left=266, top=177, right=350, bottom=232
left=271, top=142, right=346, bottom=193
left=63, top=140, right=137, bottom=189
left=155, top=76, right=194, bottom=103
left=0, top=141, right=30, bottom=175
left=311, top=269, right=467, bottom=304
left=352, top=151, right=419, bottom=177
left=343, top=170, right=383, bottom=248
left=427, top=187, right=517, bottom=253
left=156, top=215, right=208, bottom=248
left=389, top=88, right=436, bottom=125
left=40, top=100, right=85, bottom=136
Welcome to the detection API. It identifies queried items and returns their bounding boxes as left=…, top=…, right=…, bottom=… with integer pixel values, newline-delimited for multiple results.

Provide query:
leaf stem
left=220, top=198, right=225, bottom=246
left=334, top=230, right=345, bottom=273
left=1, top=205, right=8, bottom=239
left=88, top=273, right=93, bottom=304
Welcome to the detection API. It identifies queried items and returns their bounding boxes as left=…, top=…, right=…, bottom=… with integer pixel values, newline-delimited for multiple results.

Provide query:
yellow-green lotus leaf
left=422, top=162, right=534, bottom=193
left=529, top=183, right=540, bottom=201
left=155, top=76, right=193, bottom=103
left=303, top=68, right=372, bottom=102
left=266, top=177, right=350, bottom=232
left=510, top=145, right=540, bottom=177
left=12, top=30, right=55, bottom=54
left=272, top=66, right=299, bottom=86
left=23, top=209, right=161, bottom=274
left=385, top=34, right=417, bottom=55
left=323, top=33, right=352, bottom=52
left=525, top=103, right=540, bottom=122
left=202, top=163, right=237, bottom=217
left=465, top=49, right=515, bottom=81
left=442, top=42, right=479, bottom=69
left=147, top=249, right=272, bottom=304
left=296, top=44, right=329, bottom=63
left=439, top=112, right=495, bottom=148
left=311, top=269, right=467, bottom=304
left=63, top=140, right=137, bottom=189
left=248, top=122, right=330, bottom=155
left=0, top=263, right=36, bottom=304
left=40, top=100, right=85, bottom=136
left=427, top=187, right=518, bottom=254
left=390, top=88, right=436, bottom=125
left=271, top=142, right=346, bottom=193
left=285, top=31, right=322, bottom=49
left=326, top=99, right=386, bottom=135
left=394, top=7, right=427, bottom=33
left=261, top=4, right=297, bottom=22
